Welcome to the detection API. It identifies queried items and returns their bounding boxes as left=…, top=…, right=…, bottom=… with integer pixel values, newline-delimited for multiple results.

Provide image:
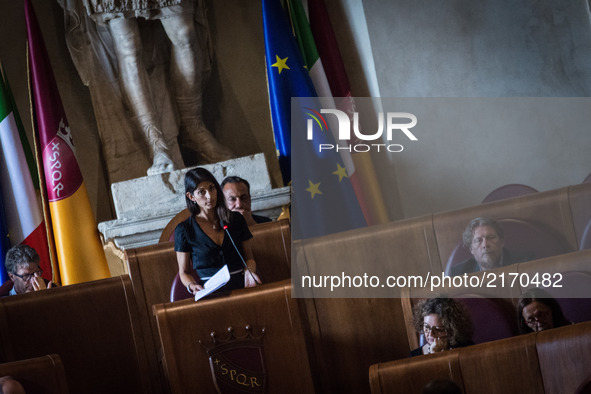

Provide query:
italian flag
left=0, top=66, right=54, bottom=282
left=289, top=0, right=389, bottom=225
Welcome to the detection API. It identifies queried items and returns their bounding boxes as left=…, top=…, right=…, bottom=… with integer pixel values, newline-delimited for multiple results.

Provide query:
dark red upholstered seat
left=530, top=271, right=591, bottom=324
left=454, top=295, right=518, bottom=344
left=482, top=184, right=538, bottom=203
left=159, top=209, right=191, bottom=243
left=170, top=269, right=200, bottom=302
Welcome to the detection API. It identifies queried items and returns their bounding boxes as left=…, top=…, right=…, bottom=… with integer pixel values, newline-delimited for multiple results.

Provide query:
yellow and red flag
left=25, top=0, right=110, bottom=285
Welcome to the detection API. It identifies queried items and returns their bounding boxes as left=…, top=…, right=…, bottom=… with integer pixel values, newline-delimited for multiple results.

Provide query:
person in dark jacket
left=449, top=217, right=533, bottom=276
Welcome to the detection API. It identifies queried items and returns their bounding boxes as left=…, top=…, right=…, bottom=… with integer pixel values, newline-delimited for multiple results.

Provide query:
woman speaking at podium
left=175, top=167, right=261, bottom=296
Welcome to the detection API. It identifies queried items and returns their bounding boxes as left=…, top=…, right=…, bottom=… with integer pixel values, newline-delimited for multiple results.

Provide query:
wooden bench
left=432, top=184, right=587, bottom=273
left=369, top=320, right=591, bottom=394
left=125, top=242, right=179, bottom=366
left=517, top=249, right=591, bottom=325
left=159, top=211, right=291, bottom=284
left=246, top=219, right=291, bottom=283
left=127, top=218, right=291, bottom=313
left=293, top=214, right=441, bottom=298
left=291, top=215, right=441, bottom=393
left=293, top=184, right=591, bottom=299
left=0, top=354, right=68, bottom=394
left=125, top=218, right=292, bottom=370
left=0, top=276, right=160, bottom=394
left=536, top=321, right=591, bottom=393
left=400, top=294, right=519, bottom=353
left=400, top=249, right=591, bottom=351
left=291, top=183, right=591, bottom=393
left=153, top=279, right=316, bottom=393
left=302, top=297, right=410, bottom=394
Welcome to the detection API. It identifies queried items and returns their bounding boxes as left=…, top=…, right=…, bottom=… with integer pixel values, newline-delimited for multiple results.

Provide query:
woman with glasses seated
left=3, top=245, right=54, bottom=296
left=517, top=288, right=572, bottom=334
left=410, top=297, right=474, bottom=357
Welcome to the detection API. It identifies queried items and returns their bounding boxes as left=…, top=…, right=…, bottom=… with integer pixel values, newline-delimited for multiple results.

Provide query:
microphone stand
left=223, top=225, right=262, bottom=285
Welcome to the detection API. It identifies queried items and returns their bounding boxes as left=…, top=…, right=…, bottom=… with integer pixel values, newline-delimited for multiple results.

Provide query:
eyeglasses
left=422, top=323, right=447, bottom=336
left=524, top=311, right=550, bottom=326
left=12, top=269, right=43, bottom=282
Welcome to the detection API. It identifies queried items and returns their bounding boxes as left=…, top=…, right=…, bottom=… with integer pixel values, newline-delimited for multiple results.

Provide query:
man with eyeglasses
left=448, top=217, right=533, bottom=276
left=2, top=245, right=54, bottom=296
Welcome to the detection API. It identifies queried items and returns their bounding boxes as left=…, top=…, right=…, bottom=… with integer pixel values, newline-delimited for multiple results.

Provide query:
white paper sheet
left=194, top=265, right=231, bottom=301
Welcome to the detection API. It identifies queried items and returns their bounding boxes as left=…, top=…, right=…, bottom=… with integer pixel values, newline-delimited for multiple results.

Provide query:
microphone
left=223, top=225, right=261, bottom=285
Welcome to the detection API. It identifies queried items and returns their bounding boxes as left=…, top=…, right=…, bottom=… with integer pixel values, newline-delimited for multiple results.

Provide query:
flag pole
left=25, top=42, right=60, bottom=285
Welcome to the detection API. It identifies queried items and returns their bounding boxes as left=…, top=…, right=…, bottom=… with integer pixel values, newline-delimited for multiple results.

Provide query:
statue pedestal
left=98, top=154, right=290, bottom=274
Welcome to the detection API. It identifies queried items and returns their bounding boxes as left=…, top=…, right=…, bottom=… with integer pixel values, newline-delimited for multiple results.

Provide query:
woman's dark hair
left=184, top=167, right=232, bottom=225
left=517, top=288, right=571, bottom=334
left=412, top=297, right=474, bottom=347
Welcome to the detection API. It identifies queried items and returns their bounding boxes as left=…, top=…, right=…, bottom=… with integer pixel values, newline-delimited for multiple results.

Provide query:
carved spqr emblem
left=200, top=325, right=266, bottom=394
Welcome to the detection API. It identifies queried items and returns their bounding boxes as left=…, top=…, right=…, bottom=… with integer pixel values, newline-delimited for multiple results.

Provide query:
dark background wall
left=1, top=0, right=590, bottom=224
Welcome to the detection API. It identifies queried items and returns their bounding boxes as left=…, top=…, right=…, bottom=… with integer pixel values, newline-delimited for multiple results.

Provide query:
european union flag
left=263, top=0, right=316, bottom=185
left=291, top=97, right=367, bottom=239
left=263, top=0, right=366, bottom=239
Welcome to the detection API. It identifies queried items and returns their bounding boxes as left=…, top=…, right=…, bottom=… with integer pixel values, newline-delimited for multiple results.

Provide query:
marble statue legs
left=108, top=13, right=233, bottom=176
